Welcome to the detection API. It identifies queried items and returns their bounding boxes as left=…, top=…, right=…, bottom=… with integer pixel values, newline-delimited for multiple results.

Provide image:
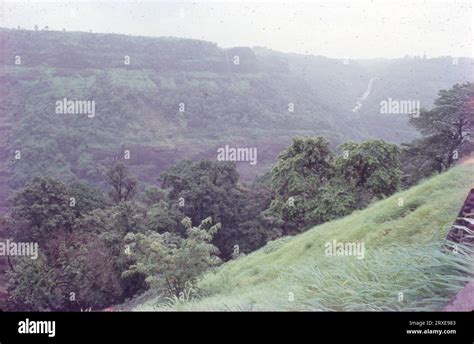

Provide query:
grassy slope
left=135, top=163, right=474, bottom=311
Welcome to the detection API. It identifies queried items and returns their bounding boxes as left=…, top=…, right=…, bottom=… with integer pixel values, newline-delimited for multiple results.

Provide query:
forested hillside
left=1, top=28, right=472, bottom=193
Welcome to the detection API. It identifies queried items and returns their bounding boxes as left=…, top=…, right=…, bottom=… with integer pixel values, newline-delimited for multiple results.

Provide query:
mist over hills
left=0, top=22, right=473, bottom=316
left=1, top=28, right=472, bottom=193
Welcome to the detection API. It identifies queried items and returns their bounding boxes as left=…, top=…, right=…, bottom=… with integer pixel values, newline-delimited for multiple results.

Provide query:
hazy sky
left=2, top=0, right=473, bottom=58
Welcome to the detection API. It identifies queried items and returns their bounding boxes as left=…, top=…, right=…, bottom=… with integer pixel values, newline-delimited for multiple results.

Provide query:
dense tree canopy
left=9, top=177, right=75, bottom=246
left=267, top=137, right=401, bottom=234
left=268, top=137, right=334, bottom=234
left=336, top=140, right=401, bottom=199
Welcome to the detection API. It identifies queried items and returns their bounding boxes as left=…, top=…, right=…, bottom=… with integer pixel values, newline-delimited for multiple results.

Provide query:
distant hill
left=0, top=28, right=472, bottom=193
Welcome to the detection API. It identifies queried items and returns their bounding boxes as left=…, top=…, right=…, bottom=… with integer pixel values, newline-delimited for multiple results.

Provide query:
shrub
left=123, top=217, right=222, bottom=296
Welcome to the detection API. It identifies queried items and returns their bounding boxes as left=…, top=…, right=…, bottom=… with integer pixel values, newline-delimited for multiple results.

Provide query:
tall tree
left=160, top=160, right=242, bottom=258
left=267, top=137, right=335, bottom=234
left=400, top=83, right=473, bottom=186
left=107, top=162, right=137, bottom=204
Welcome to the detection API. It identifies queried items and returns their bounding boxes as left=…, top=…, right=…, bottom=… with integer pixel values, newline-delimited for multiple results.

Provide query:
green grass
left=134, top=164, right=474, bottom=311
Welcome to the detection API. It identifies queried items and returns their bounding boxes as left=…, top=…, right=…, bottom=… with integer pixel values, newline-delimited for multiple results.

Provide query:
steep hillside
left=134, top=163, right=474, bottom=311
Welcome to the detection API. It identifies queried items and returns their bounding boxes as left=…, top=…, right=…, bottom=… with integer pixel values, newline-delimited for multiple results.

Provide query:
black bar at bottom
left=0, top=311, right=472, bottom=343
